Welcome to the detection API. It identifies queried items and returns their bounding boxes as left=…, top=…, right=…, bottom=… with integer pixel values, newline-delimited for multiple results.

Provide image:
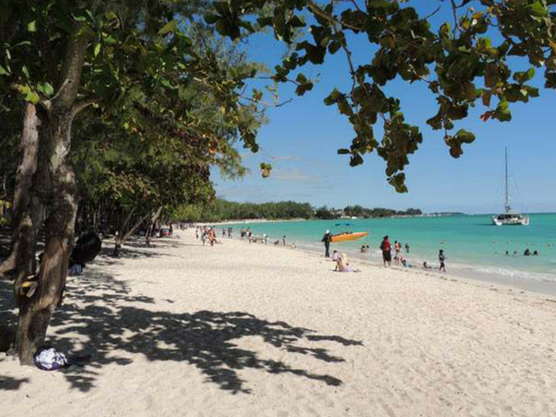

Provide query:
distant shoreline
left=192, top=212, right=556, bottom=225
left=196, top=213, right=465, bottom=225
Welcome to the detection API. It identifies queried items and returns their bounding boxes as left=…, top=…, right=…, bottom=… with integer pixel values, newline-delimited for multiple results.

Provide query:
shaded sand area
left=2, top=230, right=556, bottom=417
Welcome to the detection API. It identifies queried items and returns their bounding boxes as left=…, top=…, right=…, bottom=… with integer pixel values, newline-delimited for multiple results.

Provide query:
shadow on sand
left=0, top=261, right=363, bottom=394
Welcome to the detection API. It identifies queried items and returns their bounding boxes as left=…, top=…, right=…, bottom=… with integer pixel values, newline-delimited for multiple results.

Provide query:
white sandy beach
left=2, top=229, right=556, bottom=417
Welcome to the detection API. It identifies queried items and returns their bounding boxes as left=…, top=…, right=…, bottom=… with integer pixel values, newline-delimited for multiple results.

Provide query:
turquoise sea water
left=222, top=214, right=556, bottom=285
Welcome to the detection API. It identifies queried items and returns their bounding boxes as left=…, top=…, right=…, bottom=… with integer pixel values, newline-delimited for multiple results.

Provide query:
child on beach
left=394, top=241, right=401, bottom=265
left=438, top=250, right=446, bottom=272
left=332, top=250, right=339, bottom=261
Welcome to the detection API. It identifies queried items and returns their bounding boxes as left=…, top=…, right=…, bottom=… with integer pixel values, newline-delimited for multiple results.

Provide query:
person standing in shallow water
left=322, top=230, right=333, bottom=258
left=439, top=249, right=446, bottom=272
left=380, top=236, right=392, bottom=267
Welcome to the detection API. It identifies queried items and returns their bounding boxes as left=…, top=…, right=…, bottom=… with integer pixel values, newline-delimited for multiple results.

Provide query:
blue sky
left=213, top=2, right=556, bottom=214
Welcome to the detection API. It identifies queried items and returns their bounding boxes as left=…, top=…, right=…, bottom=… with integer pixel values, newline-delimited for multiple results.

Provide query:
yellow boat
left=331, top=232, right=368, bottom=243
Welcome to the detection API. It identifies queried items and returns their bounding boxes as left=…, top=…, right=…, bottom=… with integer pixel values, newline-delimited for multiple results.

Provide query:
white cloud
left=273, top=168, right=319, bottom=182
left=270, top=155, right=301, bottom=161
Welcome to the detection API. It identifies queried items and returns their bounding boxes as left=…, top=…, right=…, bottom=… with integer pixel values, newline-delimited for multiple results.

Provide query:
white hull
left=492, top=215, right=529, bottom=226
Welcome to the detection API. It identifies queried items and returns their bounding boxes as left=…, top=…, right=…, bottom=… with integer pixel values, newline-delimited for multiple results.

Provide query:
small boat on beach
left=331, top=232, right=368, bottom=243
left=492, top=148, right=529, bottom=226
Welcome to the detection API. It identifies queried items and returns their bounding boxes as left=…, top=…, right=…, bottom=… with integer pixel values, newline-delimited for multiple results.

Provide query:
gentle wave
left=441, top=262, right=556, bottom=282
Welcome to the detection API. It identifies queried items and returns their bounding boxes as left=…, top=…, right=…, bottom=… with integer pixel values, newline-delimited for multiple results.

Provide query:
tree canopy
left=206, top=0, right=556, bottom=191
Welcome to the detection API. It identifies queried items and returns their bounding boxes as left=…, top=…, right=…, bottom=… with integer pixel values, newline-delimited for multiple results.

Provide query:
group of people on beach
left=198, top=225, right=295, bottom=249
left=195, top=225, right=218, bottom=246
left=359, top=234, right=443, bottom=272
left=380, top=235, right=446, bottom=272
left=321, top=230, right=360, bottom=273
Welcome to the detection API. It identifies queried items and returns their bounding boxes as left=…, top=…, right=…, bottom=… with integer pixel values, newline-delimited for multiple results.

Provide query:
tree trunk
left=112, top=208, right=154, bottom=255
left=145, top=206, right=163, bottom=241
left=0, top=104, right=42, bottom=280
left=14, top=25, right=89, bottom=364
left=15, top=108, right=79, bottom=364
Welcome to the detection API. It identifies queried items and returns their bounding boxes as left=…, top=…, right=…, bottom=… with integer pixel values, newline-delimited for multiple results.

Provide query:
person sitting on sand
left=332, top=250, right=339, bottom=261
left=360, top=245, right=366, bottom=253
left=335, top=253, right=360, bottom=272
left=423, top=261, right=431, bottom=269
left=401, top=257, right=412, bottom=268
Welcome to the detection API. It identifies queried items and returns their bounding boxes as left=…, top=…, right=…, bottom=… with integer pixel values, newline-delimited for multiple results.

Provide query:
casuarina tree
left=0, top=0, right=264, bottom=364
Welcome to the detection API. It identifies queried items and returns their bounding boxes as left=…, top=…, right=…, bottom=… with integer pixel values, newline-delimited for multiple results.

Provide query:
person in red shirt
left=380, top=236, right=392, bottom=267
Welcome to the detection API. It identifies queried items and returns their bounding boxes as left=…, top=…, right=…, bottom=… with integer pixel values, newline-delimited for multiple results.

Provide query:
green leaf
left=455, top=129, right=475, bottom=144
left=350, top=153, right=364, bottom=166
left=24, top=90, right=40, bottom=104
left=94, top=43, right=101, bottom=57
left=27, top=20, right=37, bottom=32
left=528, top=1, right=546, bottom=17
left=324, top=88, right=342, bottom=106
left=37, top=82, right=54, bottom=97
left=159, top=20, right=179, bottom=35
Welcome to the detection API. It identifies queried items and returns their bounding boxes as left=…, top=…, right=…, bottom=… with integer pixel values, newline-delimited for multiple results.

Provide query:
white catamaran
left=492, top=148, right=529, bottom=226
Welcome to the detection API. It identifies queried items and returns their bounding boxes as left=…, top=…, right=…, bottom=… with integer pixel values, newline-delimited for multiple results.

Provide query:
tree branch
left=72, top=98, right=98, bottom=116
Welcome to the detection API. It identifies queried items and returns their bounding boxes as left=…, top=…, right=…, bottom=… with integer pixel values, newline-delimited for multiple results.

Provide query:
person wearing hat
left=321, top=230, right=333, bottom=258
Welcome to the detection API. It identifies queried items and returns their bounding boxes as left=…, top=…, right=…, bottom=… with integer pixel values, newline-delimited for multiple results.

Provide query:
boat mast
left=505, top=147, right=511, bottom=213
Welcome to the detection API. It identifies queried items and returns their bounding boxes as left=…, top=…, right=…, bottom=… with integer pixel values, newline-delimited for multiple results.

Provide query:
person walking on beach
left=438, top=249, right=446, bottom=272
left=380, top=236, right=392, bottom=267
left=322, top=230, right=333, bottom=258
left=282, top=235, right=286, bottom=246
left=394, top=240, right=401, bottom=265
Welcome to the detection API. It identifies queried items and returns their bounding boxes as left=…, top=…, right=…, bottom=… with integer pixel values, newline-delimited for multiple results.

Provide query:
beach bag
left=71, top=232, right=102, bottom=266
left=34, top=347, right=69, bottom=371
left=68, top=263, right=83, bottom=276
